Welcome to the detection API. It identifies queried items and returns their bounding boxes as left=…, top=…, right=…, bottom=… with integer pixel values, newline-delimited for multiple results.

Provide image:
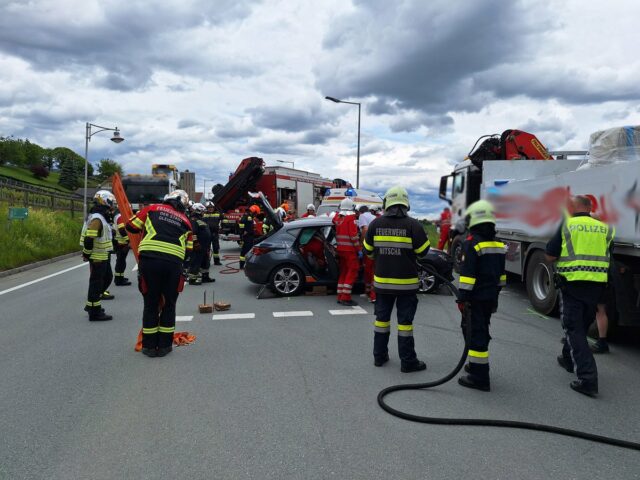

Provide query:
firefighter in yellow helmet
left=456, top=199, right=506, bottom=392
left=546, top=195, right=614, bottom=397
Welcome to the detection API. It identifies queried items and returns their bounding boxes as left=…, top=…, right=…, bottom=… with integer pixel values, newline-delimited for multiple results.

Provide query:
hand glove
left=456, top=301, right=466, bottom=314
left=82, top=253, right=90, bottom=262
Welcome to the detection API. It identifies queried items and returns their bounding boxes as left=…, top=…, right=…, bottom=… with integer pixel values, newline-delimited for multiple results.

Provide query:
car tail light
left=252, top=246, right=272, bottom=256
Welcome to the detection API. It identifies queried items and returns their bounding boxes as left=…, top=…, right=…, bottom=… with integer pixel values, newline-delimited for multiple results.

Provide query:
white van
left=316, top=187, right=383, bottom=216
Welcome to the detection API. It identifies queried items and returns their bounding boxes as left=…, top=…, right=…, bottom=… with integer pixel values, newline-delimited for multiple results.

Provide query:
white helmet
left=205, top=201, right=214, bottom=208
left=94, top=190, right=116, bottom=208
left=339, top=198, right=355, bottom=211
left=165, top=189, right=190, bottom=211
left=306, top=203, right=315, bottom=211
left=192, top=203, right=206, bottom=214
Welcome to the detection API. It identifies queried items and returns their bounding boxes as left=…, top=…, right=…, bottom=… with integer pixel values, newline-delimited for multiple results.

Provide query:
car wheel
left=418, top=264, right=439, bottom=294
left=270, top=264, right=305, bottom=297
left=449, top=234, right=464, bottom=274
left=525, top=249, right=558, bottom=315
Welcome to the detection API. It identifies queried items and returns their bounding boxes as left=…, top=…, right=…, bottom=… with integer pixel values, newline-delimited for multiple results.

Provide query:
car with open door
left=244, top=215, right=453, bottom=296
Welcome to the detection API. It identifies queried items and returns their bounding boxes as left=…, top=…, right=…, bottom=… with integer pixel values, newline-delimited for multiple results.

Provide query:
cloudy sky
left=1, top=0, right=639, bottom=217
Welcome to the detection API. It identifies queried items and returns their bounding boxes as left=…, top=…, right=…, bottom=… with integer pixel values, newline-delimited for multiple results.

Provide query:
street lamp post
left=276, top=159, right=295, bottom=169
left=83, top=122, right=124, bottom=219
left=325, top=96, right=361, bottom=188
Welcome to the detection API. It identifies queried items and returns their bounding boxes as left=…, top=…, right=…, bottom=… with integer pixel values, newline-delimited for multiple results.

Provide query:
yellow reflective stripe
left=500, top=275, right=507, bottom=282
left=468, top=350, right=489, bottom=358
left=186, top=241, right=194, bottom=249
left=131, top=217, right=144, bottom=228
left=474, top=241, right=505, bottom=251
left=143, top=327, right=159, bottom=334
left=158, top=326, right=175, bottom=333
left=398, top=324, right=413, bottom=331
left=363, top=238, right=374, bottom=252
left=374, top=320, right=391, bottom=328
left=414, top=239, right=430, bottom=254
left=459, top=276, right=476, bottom=285
left=373, top=276, right=419, bottom=285
left=85, top=229, right=99, bottom=237
left=373, top=235, right=412, bottom=244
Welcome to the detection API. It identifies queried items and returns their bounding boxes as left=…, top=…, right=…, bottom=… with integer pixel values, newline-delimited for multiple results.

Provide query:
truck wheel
left=449, top=235, right=464, bottom=274
left=270, top=264, right=305, bottom=297
left=526, top=250, right=558, bottom=315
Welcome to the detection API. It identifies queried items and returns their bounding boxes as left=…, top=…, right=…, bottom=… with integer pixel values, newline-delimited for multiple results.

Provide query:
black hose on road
left=377, top=274, right=640, bottom=452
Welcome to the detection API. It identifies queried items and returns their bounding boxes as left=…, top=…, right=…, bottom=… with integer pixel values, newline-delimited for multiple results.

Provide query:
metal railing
left=0, top=176, right=83, bottom=216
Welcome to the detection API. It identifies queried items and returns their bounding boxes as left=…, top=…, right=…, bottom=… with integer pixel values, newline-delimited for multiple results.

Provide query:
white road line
left=329, top=306, right=368, bottom=316
left=0, top=263, right=87, bottom=296
left=211, top=313, right=256, bottom=320
left=273, top=311, right=314, bottom=318
left=176, top=316, right=194, bottom=322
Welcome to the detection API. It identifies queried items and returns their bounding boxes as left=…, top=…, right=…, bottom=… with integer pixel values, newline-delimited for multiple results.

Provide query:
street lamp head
left=325, top=96, right=342, bottom=103
left=110, top=129, right=124, bottom=144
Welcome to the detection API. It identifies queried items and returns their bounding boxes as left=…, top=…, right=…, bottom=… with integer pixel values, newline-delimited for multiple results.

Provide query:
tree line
left=0, top=136, right=123, bottom=190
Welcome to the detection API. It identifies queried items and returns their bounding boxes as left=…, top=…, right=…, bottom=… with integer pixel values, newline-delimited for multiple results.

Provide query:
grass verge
left=0, top=165, right=100, bottom=193
left=0, top=203, right=83, bottom=271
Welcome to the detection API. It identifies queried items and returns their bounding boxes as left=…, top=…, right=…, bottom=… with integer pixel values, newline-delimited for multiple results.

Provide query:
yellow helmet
left=384, top=185, right=410, bottom=209
left=465, top=199, right=496, bottom=228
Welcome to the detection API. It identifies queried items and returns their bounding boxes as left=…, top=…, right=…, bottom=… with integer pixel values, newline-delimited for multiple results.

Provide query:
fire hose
left=377, top=272, right=640, bottom=451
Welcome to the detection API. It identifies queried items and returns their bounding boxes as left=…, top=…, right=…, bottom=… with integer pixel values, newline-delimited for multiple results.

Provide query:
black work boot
left=115, top=277, right=132, bottom=286
left=557, top=355, right=574, bottom=373
left=201, top=273, right=216, bottom=283
left=84, top=305, right=105, bottom=313
left=374, top=354, right=389, bottom=367
left=458, top=375, right=491, bottom=392
left=188, top=275, right=202, bottom=286
left=156, top=346, right=173, bottom=357
left=214, top=258, right=222, bottom=266
left=570, top=379, right=598, bottom=397
left=401, top=360, right=427, bottom=373
left=101, top=291, right=115, bottom=300
left=141, top=347, right=158, bottom=357
left=339, top=299, right=358, bottom=306
left=89, top=308, right=113, bottom=321
left=590, top=339, right=609, bottom=354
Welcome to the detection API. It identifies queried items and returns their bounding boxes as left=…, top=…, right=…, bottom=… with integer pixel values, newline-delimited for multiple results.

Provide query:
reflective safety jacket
left=333, top=213, right=360, bottom=253
left=363, top=215, right=430, bottom=294
left=80, top=212, right=113, bottom=261
left=458, top=233, right=506, bottom=301
left=113, top=213, right=129, bottom=246
left=191, top=218, right=211, bottom=250
left=203, top=211, right=222, bottom=234
left=239, top=213, right=254, bottom=238
left=557, top=215, right=614, bottom=283
left=126, top=203, right=193, bottom=264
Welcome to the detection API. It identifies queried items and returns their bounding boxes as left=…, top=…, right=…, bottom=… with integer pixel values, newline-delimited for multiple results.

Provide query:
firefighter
left=126, top=189, right=193, bottom=358
left=301, top=204, right=316, bottom=218
left=239, top=205, right=260, bottom=269
left=437, top=206, right=452, bottom=250
left=363, top=186, right=430, bottom=372
left=189, top=203, right=215, bottom=285
left=546, top=195, right=614, bottom=397
left=333, top=198, right=361, bottom=306
left=456, top=200, right=506, bottom=392
left=203, top=201, right=223, bottom=266
left=112, top=211, right=132, bottom=286
left=80, top=190, right=117, bottom=321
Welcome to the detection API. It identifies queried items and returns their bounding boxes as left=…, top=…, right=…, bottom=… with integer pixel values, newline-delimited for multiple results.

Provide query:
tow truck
left=439, top=127, right=640, bottom=333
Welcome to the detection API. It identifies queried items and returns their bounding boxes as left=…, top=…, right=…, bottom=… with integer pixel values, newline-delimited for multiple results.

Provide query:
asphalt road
left=1, top=241, right=639, bottom=480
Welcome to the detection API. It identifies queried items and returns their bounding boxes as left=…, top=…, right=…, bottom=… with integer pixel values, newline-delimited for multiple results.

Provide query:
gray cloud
left=247, top=102, right=337, bottom=133
left=177, top=119, right=205, bottom=129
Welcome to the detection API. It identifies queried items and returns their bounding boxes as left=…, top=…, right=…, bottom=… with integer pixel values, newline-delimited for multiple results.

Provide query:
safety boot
left=401, top=360, right=427, bottom=373
left=156, top=346, right=173, bottom=357
left=89, top=308, right=113, bottom=321
left=188, top=275, right=202, bottom=286
left=374, top=354, right=389, bottom=367
left=339, top=299, right=358, bottom=307
left=213, top=258, right=222, bottom=266
left=458, top=375, right=490, bottom=392
left=570, top=379, right=598, bottom=397
left=114, top=277, right=132, bottom=286
left=84, top=305, right=105, bottom=313
left=590, top=339, right=609, bottom=354
left=101, top=291, right=115, bottom=300
left=141, top=347, right=158, bottom=357
left=557, top=355, right=574, bottom=373
left=201, top=273, right=216, bottom=283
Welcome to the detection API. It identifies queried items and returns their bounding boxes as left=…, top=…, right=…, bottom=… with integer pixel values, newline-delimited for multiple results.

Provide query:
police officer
left=189, top=203, right=215, bottom=285
left=333, top=198, right=361, bottom=306
left=363, top=186, right=430, bottom=372
left=546, top=195, right=614, bottom=397
left=203, top=201, right=223, bottom=266
left=239, top=205, right=260, bottom=269
left=126, top=190, right=193, bottom=358
left=80, top=190, right=117, bottom=321
left=113, top=211, right=132, bottom=286
left=456, top=200, right=506, bottom=392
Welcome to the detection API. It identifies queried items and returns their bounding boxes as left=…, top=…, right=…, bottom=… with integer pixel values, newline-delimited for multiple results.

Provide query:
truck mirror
left=439, top=175, right=452, bottom=204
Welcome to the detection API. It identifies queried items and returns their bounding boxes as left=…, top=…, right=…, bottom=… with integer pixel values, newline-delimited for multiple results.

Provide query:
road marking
left=211, top=313, right=256, bottom=320
left=0, top=263, right=87, bottom=296
left=273, top=311, right=314, bottom=318
left=176, top=316, right=193, bottom=322
left=329, top=306, right=368, bottom=316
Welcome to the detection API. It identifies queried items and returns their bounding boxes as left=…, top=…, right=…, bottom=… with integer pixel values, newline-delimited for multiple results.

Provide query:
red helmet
left=249, top=205, right=261, bottom=215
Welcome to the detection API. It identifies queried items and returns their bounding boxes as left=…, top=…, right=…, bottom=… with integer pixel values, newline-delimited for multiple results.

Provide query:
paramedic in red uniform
left=333, top=198, right=361, bottom=306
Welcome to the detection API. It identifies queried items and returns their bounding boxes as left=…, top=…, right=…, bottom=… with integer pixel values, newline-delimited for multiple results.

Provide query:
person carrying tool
left=546, top=195, right=615, bottom=397
left=357, top=205, right=376, bottom=303
left=239, top=205, right=260, bottom=269
left=126, top=189, right=193, bottom=358
left=80, top=190, right=117, bottom=321
left=456, top=200, right=506, bottom=392
left=188, top=203, right=215, bottom=285
left=437, top=207, right=452, bottom=250
left=363, top=186, right=430, bottom=372
left=333, top=198, right=361, bottom=306
left=301, top=204, right=316, bottom=218
left=112, top=211, right=132, bottom=286
left=203, top=201, right=223, bottom=266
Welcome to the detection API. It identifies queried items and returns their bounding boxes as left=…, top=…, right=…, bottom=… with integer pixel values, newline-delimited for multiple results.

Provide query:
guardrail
left=0, top=176, right=83, bottom=216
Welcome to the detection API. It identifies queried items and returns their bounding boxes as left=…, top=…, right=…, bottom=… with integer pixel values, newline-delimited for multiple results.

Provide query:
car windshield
left=316, top=205, right=337, bottom=216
